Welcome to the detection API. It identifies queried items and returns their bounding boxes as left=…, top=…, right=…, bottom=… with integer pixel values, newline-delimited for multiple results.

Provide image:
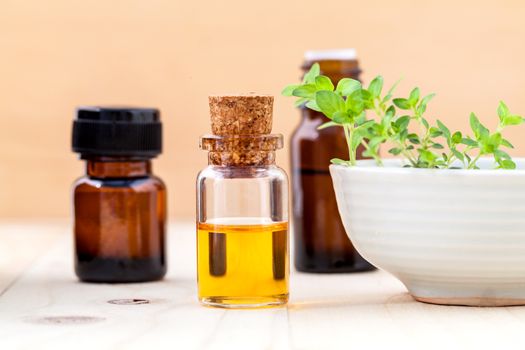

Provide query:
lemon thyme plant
left=282, top=63, right=524, bottom=169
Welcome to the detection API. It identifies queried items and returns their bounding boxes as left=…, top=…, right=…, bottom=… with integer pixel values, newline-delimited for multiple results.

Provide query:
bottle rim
left=304, top=49, right=357, bottom=61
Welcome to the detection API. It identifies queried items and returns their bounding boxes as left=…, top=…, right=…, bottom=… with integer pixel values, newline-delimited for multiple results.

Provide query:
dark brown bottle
left=72, top=107, right=167, bottom=283
left=291, top=50, right=375, bottom=273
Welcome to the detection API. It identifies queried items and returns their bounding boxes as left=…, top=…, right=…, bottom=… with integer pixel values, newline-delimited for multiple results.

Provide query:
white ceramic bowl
left=330, top=158, right=525, bottom=306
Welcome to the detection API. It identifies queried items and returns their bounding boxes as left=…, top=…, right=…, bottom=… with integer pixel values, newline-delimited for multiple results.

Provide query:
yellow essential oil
left=197, top=219, right=289, bottom=308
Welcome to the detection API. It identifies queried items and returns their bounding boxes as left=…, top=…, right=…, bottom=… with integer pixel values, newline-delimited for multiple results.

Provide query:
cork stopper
left=209, top=95, right=273, bottom=136
left=201, top=94, right=282, bottom=166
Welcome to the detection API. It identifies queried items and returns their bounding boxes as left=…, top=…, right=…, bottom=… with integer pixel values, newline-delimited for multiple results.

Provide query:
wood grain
left=2, top=221, right=525, bottom=349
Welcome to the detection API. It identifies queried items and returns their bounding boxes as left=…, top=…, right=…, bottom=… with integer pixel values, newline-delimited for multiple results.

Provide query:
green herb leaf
left=409, top=88, right=420, bottom=106
left=333, top=111, right=351, bottom=124
left=351, top=130, right=365, bottom=150
left=502, top=115, right=524, bottom=126
left=368, top=136, right=385, bottom=149
left=346, top=89, right=373, bottom=114
left=315, top=75, right=334, bottom=91
left=470, top=113, right=489, bottom=140
left=437, top=120, right=451, bottom=139
left=497, top=101, right=510, bottom=121
left=501, top=138, right=514, bottom=148
left=368, top=76, right=384, bottom=98
left=315, top=91, right=345, bottom=118
left=470, top=112, right=481, bottom=134
left=494, top=149, right=511, bottom=160
left=305, top=100, right=321, bottom=112
left=407, top=133, right=420, bottom=144
left=418, top=149, right=438, bottom=162
left=452, top=131, right=462, bottom=144
left=499, top=159, right=516, bottom=169
left=461, top=137, right=478, bottom=147
left=331, top=158, right=349, bottom=165
left=355, top=119, right=375, bottom=130
left=281, top=84, right=299, bottom=96
left=318, top=121, right=339, bottom=130
left=429, top=127, right=443, bottom=138
left=385, top=105, right=396, bottom=118
left=294, top=98, right=309, bottom=107
left=303, top=63, right=320, bottom=84
left=355, top=111, right=367, bottom=124
left=393, top=98, right=411, bottom=110
left=381, top=106, right=396, bottom=129
left=389, top=148, right=402, bottom=155
left=336, top=78, right=361, bottom=96
left=292, top=84, right=317, bottom=98
left=484, top=132, right=502, bottom=153
left=417, top=93, right=436, bottom=114
left=421, top=118, right=430, bottom=129
left=394, top=115, right=410, bottom=131
left=452, top=149, right=465, bottom=162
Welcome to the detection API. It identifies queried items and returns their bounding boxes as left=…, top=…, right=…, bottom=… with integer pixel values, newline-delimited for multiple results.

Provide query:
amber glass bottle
left=72, top=107, right=167, bottom=283
left=291, top=49, right=375, bottom=273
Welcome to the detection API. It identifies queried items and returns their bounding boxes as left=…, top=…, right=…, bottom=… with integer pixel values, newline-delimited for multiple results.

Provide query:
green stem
left=445, top=153, right=456, bottom=168
left=400, top=147, right=418, bottom=167
left=421, top=126, right=431, bottom=150
left=387, top=129, right=418, bottom=166
left=360, top=140, right=383, bottom=166
left=376, top=101, right=418, bottom=166
left=467, top=153, right=482, bottom=169
left=343, top=124, right=356, bottom=166
left=414, top=107, right=432, bottom=150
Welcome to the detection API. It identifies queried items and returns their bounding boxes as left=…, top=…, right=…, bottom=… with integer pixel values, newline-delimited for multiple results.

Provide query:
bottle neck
left=201, top=134, right=283, bottom=167
left=207, top=151, right=276, bottom=166
left=85, top=157, right=152, bottom=178
left=302, top=59, right=361, bottom=84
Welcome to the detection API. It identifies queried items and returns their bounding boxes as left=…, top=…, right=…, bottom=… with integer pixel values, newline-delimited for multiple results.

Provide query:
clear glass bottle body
left=73, top=157, right=167, bottom=283
left=196, top=163, right=289, bottom=308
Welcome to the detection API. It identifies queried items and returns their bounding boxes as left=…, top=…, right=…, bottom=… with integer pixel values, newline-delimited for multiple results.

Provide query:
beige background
left=1, top=0, right=524, bottom=219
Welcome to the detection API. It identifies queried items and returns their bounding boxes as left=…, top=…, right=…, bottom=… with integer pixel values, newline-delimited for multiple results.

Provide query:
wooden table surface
left=2, top=221, right=525, bottom=349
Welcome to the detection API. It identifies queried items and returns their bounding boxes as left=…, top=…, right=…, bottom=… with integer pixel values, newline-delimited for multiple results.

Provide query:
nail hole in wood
left=107, top=298, right=150, bottom=305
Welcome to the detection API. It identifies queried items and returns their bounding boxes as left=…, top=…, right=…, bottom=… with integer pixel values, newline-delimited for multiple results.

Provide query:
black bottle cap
left=72, top=106, right=162, bottom=158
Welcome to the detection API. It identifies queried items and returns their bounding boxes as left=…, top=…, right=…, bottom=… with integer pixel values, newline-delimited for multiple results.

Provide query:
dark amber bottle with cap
left=197, top=95, right=289, bottom=308
left=72, top=107, right=167, bottom=283
left=291, top=49, right=375, bottom=273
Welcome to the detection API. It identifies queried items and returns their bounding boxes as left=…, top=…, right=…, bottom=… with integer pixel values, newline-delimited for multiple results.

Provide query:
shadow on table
left=288, top=292, right=413, bottom=311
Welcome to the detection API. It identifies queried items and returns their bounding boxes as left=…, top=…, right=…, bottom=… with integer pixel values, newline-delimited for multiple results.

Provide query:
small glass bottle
left=291, top=49, right=375, bottom=273
left=72, top=107, right=167, bottom=283
left=197, top=95, right=289, bottom=308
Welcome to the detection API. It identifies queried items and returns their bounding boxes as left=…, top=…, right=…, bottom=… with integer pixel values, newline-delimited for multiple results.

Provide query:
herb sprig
left=283, top=63, right=524, bottom=169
